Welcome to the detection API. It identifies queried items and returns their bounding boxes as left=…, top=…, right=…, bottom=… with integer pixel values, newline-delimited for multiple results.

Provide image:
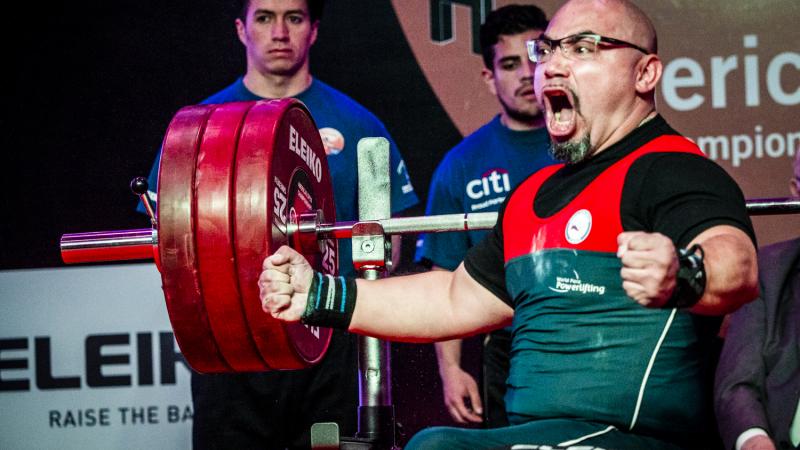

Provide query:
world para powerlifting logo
left=548, top=271, right=606, bottom=296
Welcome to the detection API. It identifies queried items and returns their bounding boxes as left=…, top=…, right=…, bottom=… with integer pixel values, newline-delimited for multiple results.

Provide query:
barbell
left=60, top=98, right=800, bottom=374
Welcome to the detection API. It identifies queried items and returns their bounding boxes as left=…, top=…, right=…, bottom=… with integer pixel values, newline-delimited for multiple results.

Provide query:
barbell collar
left=60, top=228, right=156, bottom=264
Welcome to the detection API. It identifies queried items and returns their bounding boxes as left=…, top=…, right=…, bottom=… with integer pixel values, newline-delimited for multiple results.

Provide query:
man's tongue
left=547, top=95, right=576, bottom=138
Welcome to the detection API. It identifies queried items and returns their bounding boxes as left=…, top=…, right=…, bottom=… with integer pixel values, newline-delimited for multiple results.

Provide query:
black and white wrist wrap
left=664, top=244, right=706, bottom=309
left=301, top=271, right=357, bottom=329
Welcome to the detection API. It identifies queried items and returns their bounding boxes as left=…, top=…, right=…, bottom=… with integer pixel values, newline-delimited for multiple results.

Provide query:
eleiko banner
left=0, top=264, right=192, bottom=450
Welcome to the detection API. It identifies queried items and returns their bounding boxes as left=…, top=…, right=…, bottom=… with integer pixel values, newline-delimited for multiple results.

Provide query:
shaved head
left=551, top=0, right=657, bottom=53
left=615, top=0, right=657, bottom=52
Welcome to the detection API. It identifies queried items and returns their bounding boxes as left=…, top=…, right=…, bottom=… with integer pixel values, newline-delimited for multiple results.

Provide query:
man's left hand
left=617, top=231, right=678, bottom=308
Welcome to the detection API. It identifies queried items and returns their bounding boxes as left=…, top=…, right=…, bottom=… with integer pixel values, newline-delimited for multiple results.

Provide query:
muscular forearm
left=687, top=225, right=758, bottom=315
left=349, top=265, right=512, bottom=342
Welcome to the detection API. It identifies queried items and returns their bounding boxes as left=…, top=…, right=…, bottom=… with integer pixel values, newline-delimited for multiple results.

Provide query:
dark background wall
left=3, top=0, right=461, bottom=269
left=3, top=0, right=470, bottom=443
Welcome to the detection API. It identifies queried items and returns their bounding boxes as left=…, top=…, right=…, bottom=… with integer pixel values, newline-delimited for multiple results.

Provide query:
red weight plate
left=276, top=106, right=339, bottom=364
left=234, top=99, right=336, bottom=369
left=158, top=104, right=231, bottom=373
left=194, top=101, right=270, bottom=372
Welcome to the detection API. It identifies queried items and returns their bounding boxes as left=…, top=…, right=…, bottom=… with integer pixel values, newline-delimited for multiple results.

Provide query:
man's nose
left=271, top=20, right=289, bottom=40
left=520, top=59, right=535, bottom=80
left=542, top=48, right=570, bottom=77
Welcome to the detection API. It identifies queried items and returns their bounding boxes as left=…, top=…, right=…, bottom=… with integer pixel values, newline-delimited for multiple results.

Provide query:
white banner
left=0, top=264, right=192, bottom=450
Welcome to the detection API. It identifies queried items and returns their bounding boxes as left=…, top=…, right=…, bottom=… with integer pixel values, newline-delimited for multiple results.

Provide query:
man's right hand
left=741, top=435, right=777, bottom=450
left=439, top=364, right=483, bottom=424
left=258, top=245, right=314, bottom=322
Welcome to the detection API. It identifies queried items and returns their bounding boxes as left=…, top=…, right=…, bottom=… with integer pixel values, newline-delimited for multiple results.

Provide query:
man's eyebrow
left=540, top=30, right=597, bottom=40
left=251, top=8, right=307, bottom=16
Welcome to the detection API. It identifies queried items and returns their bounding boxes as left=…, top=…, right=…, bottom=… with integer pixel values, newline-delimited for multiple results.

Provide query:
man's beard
left=550, top=133, right=592, bottom=164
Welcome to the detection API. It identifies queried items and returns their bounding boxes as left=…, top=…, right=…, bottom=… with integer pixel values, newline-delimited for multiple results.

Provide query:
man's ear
left=635, top=54, right=662, bottom=95
left=235, top=18, right=247, bottom=46
left=481, top=67, right=497, bottom=97
left=309, top=20, right=319, bottom=47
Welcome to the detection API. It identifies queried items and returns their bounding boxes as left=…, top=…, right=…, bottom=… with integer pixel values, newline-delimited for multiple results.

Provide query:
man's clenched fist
left=258, top=245, right=314, bottom=322
left=617, top=231, right=679, bottom=308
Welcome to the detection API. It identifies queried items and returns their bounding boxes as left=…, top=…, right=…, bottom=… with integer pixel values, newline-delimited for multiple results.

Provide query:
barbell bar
left=60, top=198, right=800, bottom=260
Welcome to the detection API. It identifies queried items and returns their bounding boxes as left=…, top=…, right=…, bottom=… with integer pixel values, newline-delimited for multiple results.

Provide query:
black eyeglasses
left=527, top=33, right=651, bottom=63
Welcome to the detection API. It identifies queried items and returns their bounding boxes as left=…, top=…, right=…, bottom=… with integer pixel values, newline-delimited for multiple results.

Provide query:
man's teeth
left=555, top=111, right=561, bottom=121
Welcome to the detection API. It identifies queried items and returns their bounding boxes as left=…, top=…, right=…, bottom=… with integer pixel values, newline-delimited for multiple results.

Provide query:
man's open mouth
left=543, top=87, right=577, bottom=138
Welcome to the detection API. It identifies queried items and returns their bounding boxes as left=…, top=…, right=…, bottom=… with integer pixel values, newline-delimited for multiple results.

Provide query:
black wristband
left=664, top=244, right=706, bottom=309
left=301, top=271, right=357, bottom=329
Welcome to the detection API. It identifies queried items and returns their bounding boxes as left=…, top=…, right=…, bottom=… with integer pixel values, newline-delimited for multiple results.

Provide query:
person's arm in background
left=415, top=156, right=483, bottom=423
left=433, top=306, right=484, bottom=423
left=714, top=290, right=775, bottom=450
left=390, top=235, right=402, bottom=271
left=714, top=155, right=799, bottom=450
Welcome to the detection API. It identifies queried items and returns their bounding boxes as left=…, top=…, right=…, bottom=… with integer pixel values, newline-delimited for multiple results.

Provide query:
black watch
left=664, top=244, right=706, bottom=309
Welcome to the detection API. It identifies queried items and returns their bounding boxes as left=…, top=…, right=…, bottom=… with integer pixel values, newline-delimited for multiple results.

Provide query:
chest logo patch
left=319, top=127, right=345, bottom=155
left=565, top=209, right=592, bottom=244
left=548, top=270, right=607, bottom=296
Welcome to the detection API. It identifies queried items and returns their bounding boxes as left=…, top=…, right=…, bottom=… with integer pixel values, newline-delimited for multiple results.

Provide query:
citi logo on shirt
left=466, top=169, right=511, bottom=200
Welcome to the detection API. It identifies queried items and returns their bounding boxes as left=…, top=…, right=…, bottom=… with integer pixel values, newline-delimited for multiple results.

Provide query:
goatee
left=550, top=134, right=592, bottom=164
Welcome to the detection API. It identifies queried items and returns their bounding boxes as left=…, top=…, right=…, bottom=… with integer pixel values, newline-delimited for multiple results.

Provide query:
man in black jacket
left=715, top=150, right=800, bottom=450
